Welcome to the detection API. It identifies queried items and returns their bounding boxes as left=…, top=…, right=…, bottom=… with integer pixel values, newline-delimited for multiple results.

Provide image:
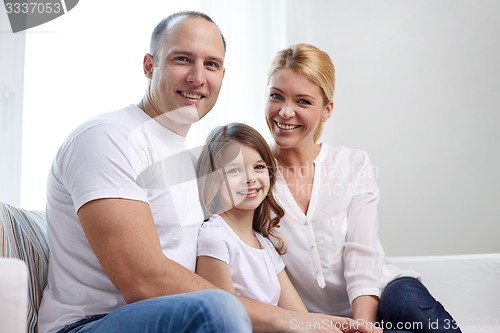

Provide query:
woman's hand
left=288, top=312, right=373, bottom=333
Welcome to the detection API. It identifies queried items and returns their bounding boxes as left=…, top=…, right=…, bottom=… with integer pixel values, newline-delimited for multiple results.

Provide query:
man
left=39, top=11, right=368, bottom=333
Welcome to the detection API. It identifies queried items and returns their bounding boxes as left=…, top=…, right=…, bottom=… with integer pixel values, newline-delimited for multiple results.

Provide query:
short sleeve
left=60, top=124, right=149, bottom=212
left=197, top=220, right=230, bottom=264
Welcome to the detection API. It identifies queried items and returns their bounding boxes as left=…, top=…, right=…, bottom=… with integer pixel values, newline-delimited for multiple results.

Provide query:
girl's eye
left=225, top=168, right=241, bottom=174
left=270, top=93, right=283, bottom=100
left=298, top=99, right=312, bottom=105
left=255, top=164, right=267, bottom=170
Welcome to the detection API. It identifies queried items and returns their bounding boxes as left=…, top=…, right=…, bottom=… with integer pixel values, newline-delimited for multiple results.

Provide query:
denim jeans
left=57, top=290, right=252, bottom=333
left=377, top=277, right=462, bottom=333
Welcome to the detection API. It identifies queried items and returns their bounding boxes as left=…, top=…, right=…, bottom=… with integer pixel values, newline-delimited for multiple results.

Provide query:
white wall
left=0, top=6, right=24, bottom=207
left=286, top=0, right=500, bottom=256
left=3, top=1, right=499, bottom=257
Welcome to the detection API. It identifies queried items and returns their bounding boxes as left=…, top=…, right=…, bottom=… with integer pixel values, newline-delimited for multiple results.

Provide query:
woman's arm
left=277, top=269, right=309, bottom=312
left=195, top=256, right=236, bottom=293
left=352, top=295, right=381, bottom=332
left=345, top=151, right=385, bottom=333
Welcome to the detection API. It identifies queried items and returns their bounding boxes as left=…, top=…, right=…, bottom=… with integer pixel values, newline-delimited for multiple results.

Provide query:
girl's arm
left=277, top=269, right=309, bottom=312
left=196, top=256, right=236, bottom=293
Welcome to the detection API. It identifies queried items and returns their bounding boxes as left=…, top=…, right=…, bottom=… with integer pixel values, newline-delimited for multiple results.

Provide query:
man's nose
left=186, top=63, right=205, bottom=85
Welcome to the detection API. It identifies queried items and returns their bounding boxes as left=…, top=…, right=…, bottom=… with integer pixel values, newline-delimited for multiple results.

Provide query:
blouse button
left=304, top=220, right=309, bottom=225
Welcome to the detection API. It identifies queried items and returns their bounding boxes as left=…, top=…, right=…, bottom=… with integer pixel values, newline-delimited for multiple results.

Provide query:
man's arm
left=78, top=198, right=214, bottom=303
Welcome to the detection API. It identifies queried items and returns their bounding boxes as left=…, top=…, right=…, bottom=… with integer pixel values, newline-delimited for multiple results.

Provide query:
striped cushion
left=1, top=202, right=49, bottom=333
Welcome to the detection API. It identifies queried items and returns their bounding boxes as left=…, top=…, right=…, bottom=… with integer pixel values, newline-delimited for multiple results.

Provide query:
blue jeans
left=377, top=277, right=462, bottom=333
left=57, top=290, right=252, bottom=333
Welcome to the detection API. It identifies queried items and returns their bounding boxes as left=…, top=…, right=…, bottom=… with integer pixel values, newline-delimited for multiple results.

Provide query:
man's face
left=146, top=17, right=225, bottom=121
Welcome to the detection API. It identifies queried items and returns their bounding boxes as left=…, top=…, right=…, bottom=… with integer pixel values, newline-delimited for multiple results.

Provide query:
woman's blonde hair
left=196, top=123, right=286, bottom=253
left=267, top=44, right=335, bottom=142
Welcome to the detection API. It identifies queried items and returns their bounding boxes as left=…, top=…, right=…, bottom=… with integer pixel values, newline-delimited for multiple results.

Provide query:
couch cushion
left=1, top=202, right=49, bottom=333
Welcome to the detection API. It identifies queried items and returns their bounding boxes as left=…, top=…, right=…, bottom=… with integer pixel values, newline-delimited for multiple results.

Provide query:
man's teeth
left=181, top=92, right=202, bottom=99
left=276, top=122, right=299, bottom=130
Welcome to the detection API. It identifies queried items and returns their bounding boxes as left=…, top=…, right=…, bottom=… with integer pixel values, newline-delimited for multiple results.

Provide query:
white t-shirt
left=272, top=144, right=418, bottom=316
left=197, top=215, right=285, bottom=305
left=38, top=105, right=203, bottom=333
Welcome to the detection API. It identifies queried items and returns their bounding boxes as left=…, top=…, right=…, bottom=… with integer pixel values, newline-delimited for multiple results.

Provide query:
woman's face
left=265, top=68, right=332, bottom=149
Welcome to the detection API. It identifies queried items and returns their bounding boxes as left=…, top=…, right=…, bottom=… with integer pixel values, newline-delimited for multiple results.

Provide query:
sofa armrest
left=387, top=253, right=500, bottom=333
left=0, top=258, right=28, bottom=333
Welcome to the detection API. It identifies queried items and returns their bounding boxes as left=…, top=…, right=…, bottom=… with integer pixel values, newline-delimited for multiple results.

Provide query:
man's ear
left=321, top=100, right=334, bottom=122
left=143, top=53, right=155, bottom=79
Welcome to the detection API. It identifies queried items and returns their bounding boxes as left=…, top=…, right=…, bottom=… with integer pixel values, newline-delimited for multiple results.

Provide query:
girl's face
left=218, top=142, right=270, bottom=212
left=265, top=68, right=332, bottom=149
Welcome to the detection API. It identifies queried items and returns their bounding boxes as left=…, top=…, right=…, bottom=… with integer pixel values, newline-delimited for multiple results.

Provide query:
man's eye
left=174, top=56, right=189, bottom=62
left=205, top=61, right=220, bottom=69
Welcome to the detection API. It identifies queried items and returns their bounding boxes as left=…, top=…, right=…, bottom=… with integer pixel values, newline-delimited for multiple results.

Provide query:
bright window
left=21, top=0, right=285, bottom=209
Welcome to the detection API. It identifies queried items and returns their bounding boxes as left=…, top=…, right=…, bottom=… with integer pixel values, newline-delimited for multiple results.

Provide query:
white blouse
left=272, top=144, right=418, bottom=316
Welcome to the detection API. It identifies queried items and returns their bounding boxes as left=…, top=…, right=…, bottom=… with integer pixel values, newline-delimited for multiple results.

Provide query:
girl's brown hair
left=196, top=123, right=286, bottom=253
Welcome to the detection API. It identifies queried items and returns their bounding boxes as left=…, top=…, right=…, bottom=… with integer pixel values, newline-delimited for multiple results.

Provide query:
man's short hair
left=149, top=11, right=226, bottom=60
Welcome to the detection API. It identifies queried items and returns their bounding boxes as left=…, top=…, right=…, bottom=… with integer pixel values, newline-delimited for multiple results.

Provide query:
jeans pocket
left=57, top=314, right=107, bottom=333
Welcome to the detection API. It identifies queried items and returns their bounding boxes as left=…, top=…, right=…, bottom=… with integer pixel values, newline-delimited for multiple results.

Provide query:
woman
left=265, top=43, right=461, bottom=333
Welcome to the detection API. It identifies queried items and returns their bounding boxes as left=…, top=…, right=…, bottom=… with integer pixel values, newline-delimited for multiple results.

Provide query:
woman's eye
left=298, top=99, right=312, bottom=105
left=270, top=93, right=283, bottom=100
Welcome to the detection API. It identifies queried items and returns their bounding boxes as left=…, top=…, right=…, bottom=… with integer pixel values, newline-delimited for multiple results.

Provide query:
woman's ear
left=321, top=100, right=334, bottom=122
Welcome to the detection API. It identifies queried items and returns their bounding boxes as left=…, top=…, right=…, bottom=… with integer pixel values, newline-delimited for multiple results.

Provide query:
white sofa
left=0, top=258, right=28, bottom=333
left=1, top=201, right=499, bottom=333
left=387, top=254, right=500, bottom=333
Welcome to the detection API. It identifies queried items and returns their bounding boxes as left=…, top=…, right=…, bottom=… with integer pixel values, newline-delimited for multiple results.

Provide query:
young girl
left=196, top=122, right=307, bottom=312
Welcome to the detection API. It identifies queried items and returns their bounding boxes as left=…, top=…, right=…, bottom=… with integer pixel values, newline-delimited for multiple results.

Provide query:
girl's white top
left=197, top=214, right=285, bottom=305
